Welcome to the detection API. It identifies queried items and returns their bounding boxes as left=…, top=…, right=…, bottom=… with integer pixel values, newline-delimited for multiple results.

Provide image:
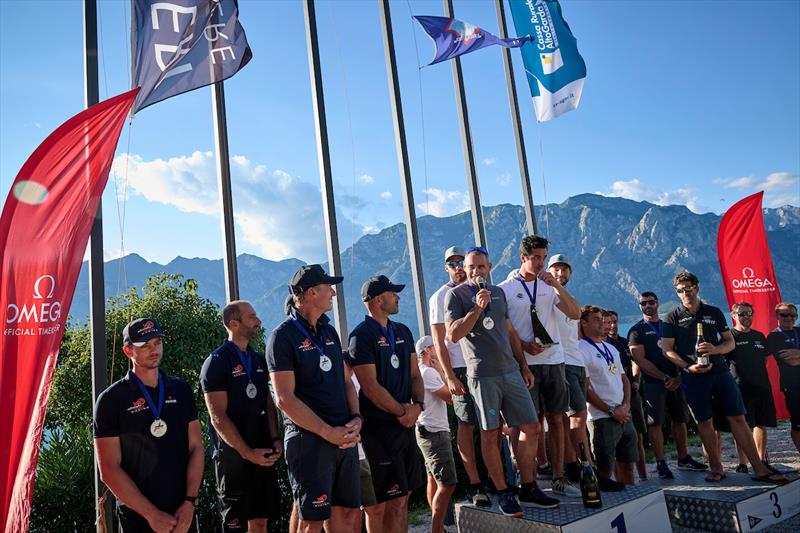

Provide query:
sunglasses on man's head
left=466, top=245, right=488, bottom=255
left=639, top=299, right=657, bottom=307
left=446, top=260, right=464, bottom=269
left=779, top=312, right=798, bottom=318
left=675, top=285, right=697, bottom=294
left=735, top=311, right=753, bottom=317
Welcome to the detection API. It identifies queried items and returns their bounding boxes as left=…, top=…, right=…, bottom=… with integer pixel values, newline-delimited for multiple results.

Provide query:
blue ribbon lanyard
left=226, top=340, right=254, bottom=383
left=467, top=282, right=490, bottom=316
left=379, top=322, right=396, bottom=355
left=643, top=319, right=663, bottom=339
left=776, top=327, right=800, bottom=348
left=583, top=336, right=615, bottom=367
left=291, top=319, right=327, bottom=357
left=131, top=372, right=165, bottom=421
left=517, top=274, right=538, bottom=311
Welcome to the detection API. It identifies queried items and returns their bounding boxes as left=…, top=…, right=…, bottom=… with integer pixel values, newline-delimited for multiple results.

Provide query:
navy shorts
left=360, top=421, right=424, bottom=503
left=683, top=370, right=746, bottom=422
left=285, top=429, right=360, bottom=521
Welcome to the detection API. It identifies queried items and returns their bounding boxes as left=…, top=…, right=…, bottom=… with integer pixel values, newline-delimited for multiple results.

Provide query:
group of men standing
left=92, top=235, right=799, bottom=532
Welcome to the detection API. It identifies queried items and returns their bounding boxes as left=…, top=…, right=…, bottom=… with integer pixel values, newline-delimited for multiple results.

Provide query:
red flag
left=717, top=191, right=788, bottom=419
left=0, top=88, right=138, bottom=531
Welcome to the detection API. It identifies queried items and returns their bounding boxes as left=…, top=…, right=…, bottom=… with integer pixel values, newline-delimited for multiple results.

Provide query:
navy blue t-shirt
left=348, top=315, right=415, bottom=425
left=266, top=310, right=350, bottom=435
left=200, top=340, right=273, bottom=454
left=93, top=370, right=197, bottom=515
left=664, top=302, right=730, bottom=373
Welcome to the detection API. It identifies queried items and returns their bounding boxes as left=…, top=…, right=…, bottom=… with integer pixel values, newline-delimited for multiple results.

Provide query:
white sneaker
left=552, top=477, right=582, bottom=498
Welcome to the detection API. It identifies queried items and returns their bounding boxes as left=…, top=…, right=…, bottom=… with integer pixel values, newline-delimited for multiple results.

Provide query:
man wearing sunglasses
left=429, top=246, right=491, bottom=507
left=727, top=302, right=777, bottom=472
left=766, top=302, right=800, bottom=454
left=627, top=292, right=698, bottom=480
left=662, top=272, right=787, bottom=484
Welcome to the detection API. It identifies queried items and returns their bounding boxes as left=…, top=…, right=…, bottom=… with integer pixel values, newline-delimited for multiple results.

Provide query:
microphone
left=475, top=276, right=486, bottom=290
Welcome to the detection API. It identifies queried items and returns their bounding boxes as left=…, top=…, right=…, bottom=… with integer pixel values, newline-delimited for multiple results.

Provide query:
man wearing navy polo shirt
left=201, top=301, right=282, bottom=532
left=349, top=275, right=424, bottom=533
left=766, top=302, right=800, bottom=454
left=94, top=318, right=204, bottom=533
left=267, top=265, right=362, bottom=533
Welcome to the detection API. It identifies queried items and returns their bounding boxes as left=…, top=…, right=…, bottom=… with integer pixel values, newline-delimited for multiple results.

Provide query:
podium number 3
left=770, top=492, right=781, bottom=519
left=611, top=512, right=627, bottom=533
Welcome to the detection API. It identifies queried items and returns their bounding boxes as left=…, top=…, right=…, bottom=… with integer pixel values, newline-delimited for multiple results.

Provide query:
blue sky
left=1, top=0, right=798, bottom=265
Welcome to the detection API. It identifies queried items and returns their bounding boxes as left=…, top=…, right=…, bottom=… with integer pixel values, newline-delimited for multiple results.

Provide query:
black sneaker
left=537, top=462, right=553, bottom=479
left=498, top=490, right=523, bottom=517
left=677, top=455, right=709, bottom=471
left=735, top=464, right=749, bottom=474
left=598, top=478, right=626, bottom=492
left=519, top=484, right=560, bottom=508
left=657, top=461, right=674, bottom=480
left=467, top=485, right=491, bottom=508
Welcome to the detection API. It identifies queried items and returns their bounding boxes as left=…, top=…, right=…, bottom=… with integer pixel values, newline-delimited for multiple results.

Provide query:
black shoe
left=497, top=490, right=523, bottom=517
left=677, top=455, right=709, bottom=471
left=519, top=484, right=560, bottom=508
left=467, top=484, right=491, bottom=508
left=598, top=478, right=626, bottom=492
left=735, top=464, right=748, bottom=474
left=537, top=462, right=553, bottom=479
left=657, top=461, right=674, bottom=480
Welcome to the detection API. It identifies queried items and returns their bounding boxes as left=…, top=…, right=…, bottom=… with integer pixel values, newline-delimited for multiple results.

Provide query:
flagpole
left=378, top=0, right=430, bottom=336
left=303, top=0, right=348, bottom=338
left=495, top=0, right=537, bottom=235
left=83, top=1, right=112, bottom=531
left=443, top=0, right=489, bottom=261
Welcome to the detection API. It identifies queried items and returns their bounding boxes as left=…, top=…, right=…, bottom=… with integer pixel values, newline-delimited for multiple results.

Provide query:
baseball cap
left=444, top=246, right=466, bottom=261
left=289, top=264, right=344, bottom=293
left=361, top=275, right=405, bottom=302
left=547, top=254, right=572, bottom=270
left=123, top=318, right=163, bottom=347
left=415, top=335, right=433, bottom=355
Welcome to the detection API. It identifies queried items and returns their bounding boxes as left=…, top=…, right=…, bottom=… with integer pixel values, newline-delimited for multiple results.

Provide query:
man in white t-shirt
left=429, top=246, right=490, bottom=507
left=580, top=305, right=636, bottom=492
left=498, top=236, right=580, bottom=498
left=414, top=336, right=456, bottom=533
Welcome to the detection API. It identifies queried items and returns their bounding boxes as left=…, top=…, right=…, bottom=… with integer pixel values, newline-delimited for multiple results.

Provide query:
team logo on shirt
left=379, top=336, right=389, bottom=347
left=754, top=340, right=765, bottom=350
left=312, top=494, right=330, bottom=508
left=516, top=293, right=525, bottom=299
left=702, top=316, right=715, bottom=325
left=165, top=395, right=177, bottom=404
left=226, top=518, right=241, bottom=528
left=300, top=338, right=314, bottom=351
left=127, top=397, right=149, bottom=413
left=232, top=364, right=246, bottom=377
left=387, top=484, right=403, bottom=497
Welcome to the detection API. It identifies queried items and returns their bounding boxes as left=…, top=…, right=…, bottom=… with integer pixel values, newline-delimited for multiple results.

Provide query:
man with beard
left=349, top=275, right=425, bottom=533
left=429, top=246, right=490, bottom=506
left=627, top=292, right=700, bottom=480
left=727, top=302, right=777, bottom=472
left=498, top=237, right=581, bottom=500
left=94, top=318, right=204, bottom=533
left=268, top=265, right=362, bottom=533
left=766, top=302, right=800, bottom=454
left=201, top=301, right=283, bottom=532
left=545, top=254, right=590, bottom=488
left=662, top=272, right=787, bottom=484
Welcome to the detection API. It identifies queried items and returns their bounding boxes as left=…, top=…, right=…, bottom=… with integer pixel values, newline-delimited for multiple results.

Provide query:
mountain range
left=70, top=193, right=800, bottom=338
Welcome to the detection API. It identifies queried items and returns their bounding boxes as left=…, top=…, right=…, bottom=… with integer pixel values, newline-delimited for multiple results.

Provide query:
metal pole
left=378, top=0, right=429, bottom=336
left=303, top=0, right=348, bottom=337
left=212, top=81, right=240, bottom=302
left=83, top=1, right=112, bottom=531
left=443, top=0, right=488, bottom=251
left=495, top=0, right=537, bottom=235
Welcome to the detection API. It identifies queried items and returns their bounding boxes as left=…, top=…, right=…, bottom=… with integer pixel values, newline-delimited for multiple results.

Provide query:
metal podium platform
left=455, top=482, right=671, bottom=533
left=662, top=466, right=800, bottom=532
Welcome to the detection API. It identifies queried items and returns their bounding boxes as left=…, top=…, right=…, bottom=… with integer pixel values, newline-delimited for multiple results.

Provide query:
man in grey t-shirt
left=445, top=246, right=559, bottom=513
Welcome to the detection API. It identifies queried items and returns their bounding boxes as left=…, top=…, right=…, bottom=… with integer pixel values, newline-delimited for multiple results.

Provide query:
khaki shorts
left=415, top=427, right=457, bottom=485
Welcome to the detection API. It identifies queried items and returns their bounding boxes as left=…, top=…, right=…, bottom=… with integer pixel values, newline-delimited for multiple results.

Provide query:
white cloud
left=713, top=172, right=799, bottom=207
left=380, top=191, right=392, bottom=199
left=482, top=157, right=496, bottom=166
left=417, top=188, right=471, bottom=217
left=602, top=178, right=704, bottom=213
left=113, top=151, right=346, bottom=261
left=359, top=174, right=374, bottom=185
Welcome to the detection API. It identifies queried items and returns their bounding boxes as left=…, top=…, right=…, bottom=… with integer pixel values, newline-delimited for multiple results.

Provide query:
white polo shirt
left=580, top=338, right=624, bottom=421
left=498, top=269, right=564, bottom=365
left=557, top=308, right=584, bottom=367
left=429, top=282, right=466, bottom=369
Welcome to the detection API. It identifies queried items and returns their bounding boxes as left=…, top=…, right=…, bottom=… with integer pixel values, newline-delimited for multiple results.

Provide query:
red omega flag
left=717, top=191, right=788, bottom=419
left=0, top=88, right=138, bottom=530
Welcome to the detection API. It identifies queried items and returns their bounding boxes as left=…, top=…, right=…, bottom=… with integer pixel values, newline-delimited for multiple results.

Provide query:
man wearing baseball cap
left=349, top=275, right=424, bottom=533
left=267, top=265, right=363, bottom=532
left=201, top=301, right=283, bottom=532
left=94, top=318, right=204, bottom=533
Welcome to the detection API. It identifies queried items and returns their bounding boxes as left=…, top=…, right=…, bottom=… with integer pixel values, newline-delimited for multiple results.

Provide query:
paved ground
left=409, top=421, right=799, bottom=532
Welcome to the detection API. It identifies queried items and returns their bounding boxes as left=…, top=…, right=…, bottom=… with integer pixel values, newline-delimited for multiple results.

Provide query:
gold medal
left=609, top=364, right=618, bottom=374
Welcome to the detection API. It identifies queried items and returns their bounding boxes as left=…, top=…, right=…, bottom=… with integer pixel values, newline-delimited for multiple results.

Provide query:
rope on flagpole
left=520, top=65, right=551, bottom=240
left=405, top=0, right=431, bottom=220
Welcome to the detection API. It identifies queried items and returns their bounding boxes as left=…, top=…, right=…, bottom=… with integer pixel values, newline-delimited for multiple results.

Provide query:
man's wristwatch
left=184, top=496, right=197, bottom=506
left=349, top=413, right=364, bottom=423
left=662, top=375, right=670, bottom=384
left=607, top=404, right=616, bottom=417
left=411, top=398, right=425, bottom=412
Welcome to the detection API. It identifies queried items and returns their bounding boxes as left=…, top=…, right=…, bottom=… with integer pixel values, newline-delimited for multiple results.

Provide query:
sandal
left=705, top=471, right=726, bottom=482
left=751, top=472, right=789, bottom=485
left=735, top=464, right=748, bottom=474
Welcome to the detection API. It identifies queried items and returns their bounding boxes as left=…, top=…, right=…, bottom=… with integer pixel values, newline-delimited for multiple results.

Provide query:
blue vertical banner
left=132, top=0, right=252, bottom=113
left=509, top=0, right=586, bottom=122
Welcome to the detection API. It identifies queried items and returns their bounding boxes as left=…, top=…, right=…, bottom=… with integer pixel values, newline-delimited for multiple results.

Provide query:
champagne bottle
left=578, top=442, right=602, bottom=508
left=695, top=323, right=710, bottom=367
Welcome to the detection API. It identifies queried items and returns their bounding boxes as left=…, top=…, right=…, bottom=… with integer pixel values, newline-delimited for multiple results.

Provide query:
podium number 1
left=611, top=512, right=627, bottom=533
